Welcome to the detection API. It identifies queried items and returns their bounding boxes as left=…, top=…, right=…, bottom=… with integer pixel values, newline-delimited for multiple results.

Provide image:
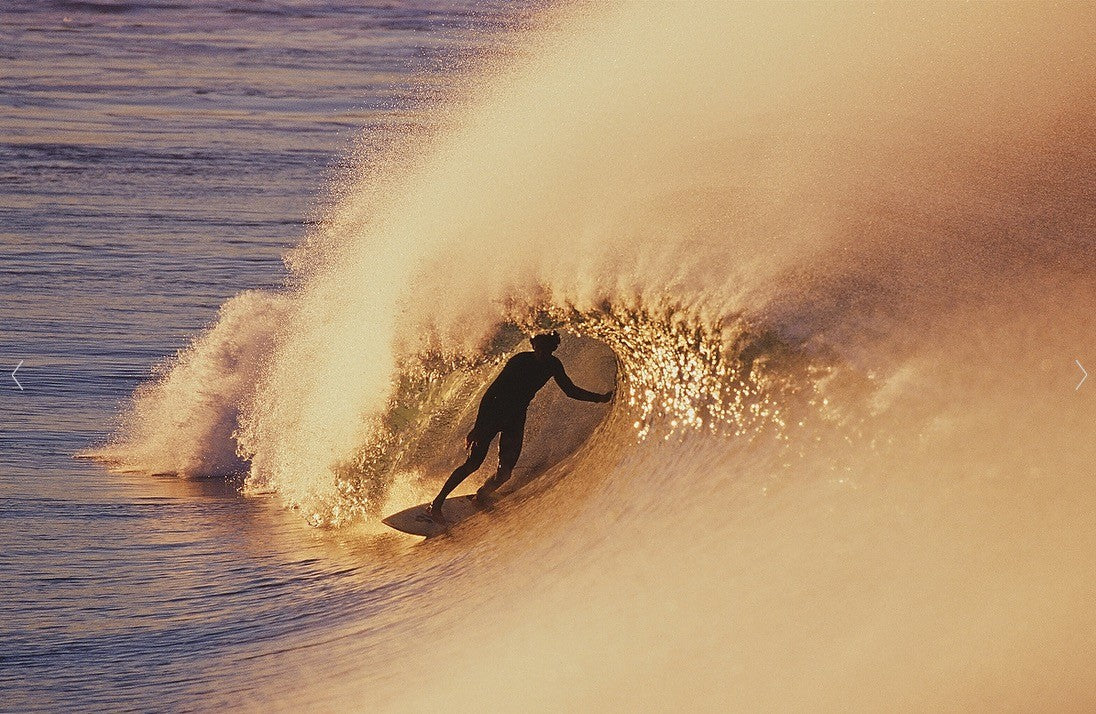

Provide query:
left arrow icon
left=11, top=360, right=23, bottom=390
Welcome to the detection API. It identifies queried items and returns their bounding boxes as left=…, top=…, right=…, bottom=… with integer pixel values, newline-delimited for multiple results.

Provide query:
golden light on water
left=65, top=0, right=1096, bottom=709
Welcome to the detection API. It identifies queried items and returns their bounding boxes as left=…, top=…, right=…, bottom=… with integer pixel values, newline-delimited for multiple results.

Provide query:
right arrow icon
left=1077, top=360, right=1088, bottom=391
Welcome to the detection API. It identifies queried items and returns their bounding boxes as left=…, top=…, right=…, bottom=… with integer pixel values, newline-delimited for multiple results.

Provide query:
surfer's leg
left=431, top=437, right=491, bottom=518
left=477, top=417, right=525, bottom=501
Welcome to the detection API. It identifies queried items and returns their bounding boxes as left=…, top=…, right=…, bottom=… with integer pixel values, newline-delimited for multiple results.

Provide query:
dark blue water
left=6, top=3, right=1096, bottom=711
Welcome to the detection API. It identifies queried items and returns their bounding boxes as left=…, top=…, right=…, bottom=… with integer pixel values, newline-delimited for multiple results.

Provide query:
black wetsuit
left=431, top=350, right=606, bottom=510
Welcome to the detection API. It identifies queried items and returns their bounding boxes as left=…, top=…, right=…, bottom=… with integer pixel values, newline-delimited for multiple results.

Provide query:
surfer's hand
left=598, top=390, right=614, bottom=403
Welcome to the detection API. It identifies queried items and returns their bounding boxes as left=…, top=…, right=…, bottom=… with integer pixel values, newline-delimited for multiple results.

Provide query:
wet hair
left=530, top=331, right=561, bottom=353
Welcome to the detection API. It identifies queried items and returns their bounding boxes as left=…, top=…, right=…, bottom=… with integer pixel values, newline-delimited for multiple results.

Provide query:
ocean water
left=4, top=1, right=1096, bottom=711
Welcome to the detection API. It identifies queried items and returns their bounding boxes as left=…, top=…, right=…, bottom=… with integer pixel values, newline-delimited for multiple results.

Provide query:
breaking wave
left=91, top=1, right=1096, bottom=532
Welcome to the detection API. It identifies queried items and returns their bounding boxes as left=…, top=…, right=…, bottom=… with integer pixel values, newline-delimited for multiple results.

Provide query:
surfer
left=429, top=331, right=612, bottom=522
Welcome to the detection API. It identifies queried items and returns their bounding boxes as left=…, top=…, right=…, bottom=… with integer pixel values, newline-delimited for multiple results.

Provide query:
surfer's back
left=481, top=351, right=560, bottom=409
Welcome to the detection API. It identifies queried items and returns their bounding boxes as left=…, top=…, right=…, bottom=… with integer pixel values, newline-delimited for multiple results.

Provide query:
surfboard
left=382, top=494, right=482, bottom=537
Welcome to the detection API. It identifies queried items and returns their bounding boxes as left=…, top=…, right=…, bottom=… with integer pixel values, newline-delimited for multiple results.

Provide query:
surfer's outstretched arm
left=552, top=361, right=612, bottom=402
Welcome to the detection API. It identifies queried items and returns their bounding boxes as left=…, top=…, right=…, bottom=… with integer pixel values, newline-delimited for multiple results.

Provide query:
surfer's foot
left=428, top=502, right=447, bottom=524
left=473, top=491, right=496, bottom=509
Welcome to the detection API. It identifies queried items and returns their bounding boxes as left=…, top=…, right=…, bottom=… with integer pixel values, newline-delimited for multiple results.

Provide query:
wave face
left=95, top=2, right=1096, bottom=708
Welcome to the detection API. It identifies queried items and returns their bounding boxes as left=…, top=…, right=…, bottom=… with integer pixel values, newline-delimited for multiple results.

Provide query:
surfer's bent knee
left=463, top=440, right=490, bottom=469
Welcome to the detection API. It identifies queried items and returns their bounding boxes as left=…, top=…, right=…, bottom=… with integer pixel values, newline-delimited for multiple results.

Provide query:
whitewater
left=82, top=1, right=1096, bottom=709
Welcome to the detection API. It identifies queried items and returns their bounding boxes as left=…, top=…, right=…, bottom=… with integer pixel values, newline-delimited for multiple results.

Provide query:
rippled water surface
left=5, top=2, right=1096, bottom=712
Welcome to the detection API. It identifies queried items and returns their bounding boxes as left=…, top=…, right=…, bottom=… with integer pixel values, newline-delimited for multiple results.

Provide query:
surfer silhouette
left=430, top=331, right=612, bottom=522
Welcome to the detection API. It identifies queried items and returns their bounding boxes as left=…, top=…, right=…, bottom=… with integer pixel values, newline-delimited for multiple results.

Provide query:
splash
left=90, top=290, right=289, bottom=477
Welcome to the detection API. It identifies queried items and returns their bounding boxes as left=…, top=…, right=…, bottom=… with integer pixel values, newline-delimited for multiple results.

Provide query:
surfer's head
left=530, top=331, right=561, bottom=354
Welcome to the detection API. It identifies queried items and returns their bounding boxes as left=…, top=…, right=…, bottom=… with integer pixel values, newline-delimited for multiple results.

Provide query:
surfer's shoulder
left=506, top=350, right=537, bottom=366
